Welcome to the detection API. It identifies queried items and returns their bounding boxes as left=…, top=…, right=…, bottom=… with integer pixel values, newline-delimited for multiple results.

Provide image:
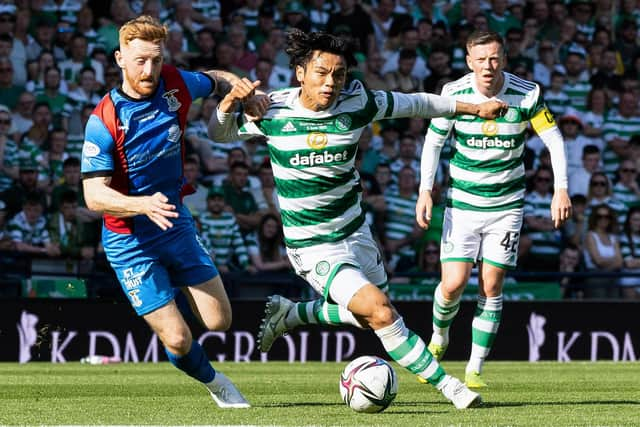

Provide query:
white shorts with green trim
left=286, top=223, right=387, bottom=306
left=440, top=206, right=524, bottom=270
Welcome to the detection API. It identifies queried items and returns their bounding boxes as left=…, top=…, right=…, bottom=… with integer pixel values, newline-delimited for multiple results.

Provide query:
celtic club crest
left=315, top=260, right=330, bottom=276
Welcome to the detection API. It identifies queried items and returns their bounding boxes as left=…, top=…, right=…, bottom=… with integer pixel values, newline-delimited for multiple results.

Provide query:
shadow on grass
left=258, top=401, right=449, bottom=414
left=259, top=402, right=345, bottom=408
left=481, top=400, right=640, bottom=408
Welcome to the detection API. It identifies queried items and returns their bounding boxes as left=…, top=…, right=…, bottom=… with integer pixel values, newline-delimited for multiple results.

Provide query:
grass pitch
left=0, top=361, right=638, bottom=426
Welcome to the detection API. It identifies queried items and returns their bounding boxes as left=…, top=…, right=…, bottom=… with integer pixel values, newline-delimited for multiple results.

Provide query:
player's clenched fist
left=478, top=99, right=509, bottom=119
left=476, top=99, right=509, bottom=119
left=219, top=78, right=262, bottom=114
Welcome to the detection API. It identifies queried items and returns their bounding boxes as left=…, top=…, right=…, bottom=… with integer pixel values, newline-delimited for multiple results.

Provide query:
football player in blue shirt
left=81, top=15, right=267, bottom=409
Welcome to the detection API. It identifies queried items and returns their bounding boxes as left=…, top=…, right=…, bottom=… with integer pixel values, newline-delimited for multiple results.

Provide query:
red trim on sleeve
left=160, top=65, right=195, bottom=199
left=92, top=94, right=134, bottom=234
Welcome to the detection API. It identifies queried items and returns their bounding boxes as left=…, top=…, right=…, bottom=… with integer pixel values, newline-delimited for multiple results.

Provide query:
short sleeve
left=81, top=114, right=115, bottom=175
left=179, top=70, right=215, bottom=100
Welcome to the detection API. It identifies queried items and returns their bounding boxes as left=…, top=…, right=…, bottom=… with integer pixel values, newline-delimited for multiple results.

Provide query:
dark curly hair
left=286, top=29, right=357, bottom=70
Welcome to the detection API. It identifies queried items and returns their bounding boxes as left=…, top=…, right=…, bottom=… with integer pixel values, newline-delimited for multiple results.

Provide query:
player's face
left=297, top=51, right=347, bottom=111
left=466, top=41, right=505, bottom=97
left=116, top=38, right=164, bottom=99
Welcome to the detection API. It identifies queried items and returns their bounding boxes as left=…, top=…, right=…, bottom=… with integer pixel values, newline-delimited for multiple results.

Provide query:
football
left=339, top=355, right=398, bottom=413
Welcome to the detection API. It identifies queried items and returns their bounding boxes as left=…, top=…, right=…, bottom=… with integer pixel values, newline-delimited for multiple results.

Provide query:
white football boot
left=439, top=375, right=482, bottom=409
left=204, top=372, right=250, bottom=409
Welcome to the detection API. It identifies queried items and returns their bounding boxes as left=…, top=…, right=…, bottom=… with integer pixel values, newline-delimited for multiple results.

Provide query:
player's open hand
left=415, top=190, right=433, bottom=229
left=551, top=188, right=572, bottom=228
left=144, top=192, right=179, bottom=231
left=477, top=99, right=509, bottom=119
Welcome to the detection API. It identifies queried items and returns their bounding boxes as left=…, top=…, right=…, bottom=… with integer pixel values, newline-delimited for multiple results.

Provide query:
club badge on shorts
left=315, top=261, right=330, bottom=276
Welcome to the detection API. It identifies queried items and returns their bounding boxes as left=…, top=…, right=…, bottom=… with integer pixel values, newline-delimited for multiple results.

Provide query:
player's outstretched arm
left=204, top=70, right=242, bottom=98
left=381, top=91, right=507, bottom=121
left=455, top=99, right=508, bottom=119
left=83, top=176, right=178, bottom=231
left=208, top=78, right=267, bottom=142
left=205, top=71, right=269, bottom=120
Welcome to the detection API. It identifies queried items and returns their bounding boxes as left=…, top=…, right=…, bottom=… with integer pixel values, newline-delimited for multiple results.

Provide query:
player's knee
left=441, top=275, right=467, bottom=297
left=208, top=314, right=232, bottom=332
left=482, top=282, right=502, bottom=297
left=163, top=330, right=192, bottom=355
left=369, top=303, right=396, bottom=329
left=202, top=307, right=232, bottom=331
left=440, top=283, right=463, bottom=300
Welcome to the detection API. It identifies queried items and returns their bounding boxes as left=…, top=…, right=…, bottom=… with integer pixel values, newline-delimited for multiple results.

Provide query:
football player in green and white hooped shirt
left=210, top=29, right=507, bottom=409
left=416, top=31, right=572, bottom=389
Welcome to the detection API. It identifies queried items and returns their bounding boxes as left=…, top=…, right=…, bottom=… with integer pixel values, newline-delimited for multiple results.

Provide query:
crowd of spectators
left=1, top=0, right=640, bottom=300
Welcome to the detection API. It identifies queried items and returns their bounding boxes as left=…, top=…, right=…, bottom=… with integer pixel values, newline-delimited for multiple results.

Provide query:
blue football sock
left=165, top=341, right=215, bottom=383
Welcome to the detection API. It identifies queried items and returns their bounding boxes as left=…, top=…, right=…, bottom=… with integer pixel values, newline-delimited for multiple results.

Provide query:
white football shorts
left=440, top=206, right=524, bottom=269
left=286, top=223, right=387, bottom=307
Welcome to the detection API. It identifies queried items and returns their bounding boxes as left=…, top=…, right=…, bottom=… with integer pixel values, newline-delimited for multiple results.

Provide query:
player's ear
left=466, top=55, right=472, bottom=71
left=295, top=65, right=304, bottom=84
left=114, top=50, right=125, bottom=68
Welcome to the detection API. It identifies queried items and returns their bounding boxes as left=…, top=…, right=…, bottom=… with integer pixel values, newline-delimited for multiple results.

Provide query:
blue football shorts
left=104, top=219, right=218, bottom=316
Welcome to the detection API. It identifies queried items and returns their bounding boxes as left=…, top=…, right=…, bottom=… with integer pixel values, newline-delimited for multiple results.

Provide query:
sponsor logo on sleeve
left=83, top=141, right=100, bottom=157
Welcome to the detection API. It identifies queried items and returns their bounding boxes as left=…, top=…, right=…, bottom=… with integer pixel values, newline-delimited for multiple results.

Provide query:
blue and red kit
left=81, top=65, right=219, bottom=315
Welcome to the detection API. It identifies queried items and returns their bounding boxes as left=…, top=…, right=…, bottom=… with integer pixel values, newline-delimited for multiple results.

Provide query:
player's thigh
left=351, top=225, right=388, bottom=289
left=287, top=227, right=386, bottom=306
left=143, top=300, right=192, bottom=353
left=185, top=275, right=232, bottom=331
left=286, top=241, right=351, bottom=301
left=479, top=208, right=523, bottom=270
left=168, top=231, right=220, bottom=287
left=440, top=207, right=482, bottom=264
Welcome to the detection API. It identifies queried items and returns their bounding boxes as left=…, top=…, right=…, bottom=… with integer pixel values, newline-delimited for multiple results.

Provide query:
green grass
left=0, top=361, right=639, bottom=426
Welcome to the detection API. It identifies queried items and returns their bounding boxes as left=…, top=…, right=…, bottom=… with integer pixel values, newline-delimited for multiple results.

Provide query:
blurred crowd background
left=1, top=0, right=640, bottom=301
